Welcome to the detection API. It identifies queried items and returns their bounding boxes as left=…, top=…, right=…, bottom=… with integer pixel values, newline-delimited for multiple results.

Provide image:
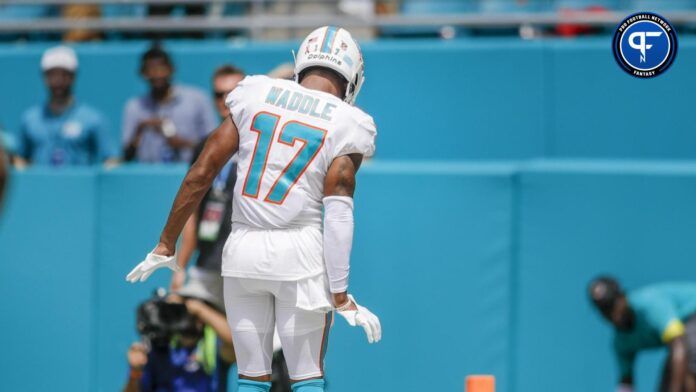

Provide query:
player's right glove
left=336, top=294, right=382, bottom=344
left=126, top=252, right=180, bottom=283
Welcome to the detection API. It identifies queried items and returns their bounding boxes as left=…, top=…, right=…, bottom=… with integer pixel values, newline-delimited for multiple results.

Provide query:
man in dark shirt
left=170, top=138, right=235, bottom=310
left=170, top=64, right=245, bottom=305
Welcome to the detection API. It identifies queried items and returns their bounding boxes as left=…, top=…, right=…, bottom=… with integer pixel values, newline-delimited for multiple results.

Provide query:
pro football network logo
left=612, top=12, right=677, bottom=78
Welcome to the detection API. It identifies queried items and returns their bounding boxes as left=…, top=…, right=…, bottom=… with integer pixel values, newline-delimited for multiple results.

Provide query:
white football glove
left=336, top=294, right=382, bottom=344
left=126, top=252, right=180, bottom=283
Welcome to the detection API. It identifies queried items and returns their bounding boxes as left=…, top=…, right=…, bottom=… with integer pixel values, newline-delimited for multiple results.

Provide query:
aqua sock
left=292, top=378, right=326, bottom=392
left=238, top=379, right=272, bottom=392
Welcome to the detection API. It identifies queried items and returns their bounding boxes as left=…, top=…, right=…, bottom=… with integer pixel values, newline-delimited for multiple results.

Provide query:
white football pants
left=223, top=277, right=333, bottom=380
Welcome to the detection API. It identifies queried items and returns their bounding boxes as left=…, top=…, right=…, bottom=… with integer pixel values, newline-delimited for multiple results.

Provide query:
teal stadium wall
left=3, top=162, right=696, bottom=392
left=1, top=39, right=696, bottom=392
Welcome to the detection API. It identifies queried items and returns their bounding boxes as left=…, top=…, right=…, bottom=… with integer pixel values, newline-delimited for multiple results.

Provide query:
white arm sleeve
left=323, top=196, right=354, bottom=293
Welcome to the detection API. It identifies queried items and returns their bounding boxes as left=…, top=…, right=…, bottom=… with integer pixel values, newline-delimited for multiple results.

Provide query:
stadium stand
left=0, top=0, right=695, bottom=41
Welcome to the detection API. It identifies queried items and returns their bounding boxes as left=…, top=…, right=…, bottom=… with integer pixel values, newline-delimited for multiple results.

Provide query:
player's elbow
left=325, top=156, right=358, bottom=197
left=332, top=177, right=355, bottom=198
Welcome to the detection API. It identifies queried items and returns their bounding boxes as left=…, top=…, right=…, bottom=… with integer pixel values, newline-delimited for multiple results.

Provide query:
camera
left=136, top=289, right=202, bottom=348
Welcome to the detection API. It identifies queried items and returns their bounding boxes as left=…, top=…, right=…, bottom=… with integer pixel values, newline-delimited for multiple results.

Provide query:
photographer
left=123, top=292, right=235, bottom=392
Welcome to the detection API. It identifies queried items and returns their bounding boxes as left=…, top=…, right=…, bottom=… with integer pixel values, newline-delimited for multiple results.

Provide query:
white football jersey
left=225, top=75, right=376, bottom=230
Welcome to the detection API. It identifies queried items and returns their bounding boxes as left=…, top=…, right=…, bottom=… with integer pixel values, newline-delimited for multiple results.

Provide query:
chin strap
left=291, top=50, right=299, bottom=82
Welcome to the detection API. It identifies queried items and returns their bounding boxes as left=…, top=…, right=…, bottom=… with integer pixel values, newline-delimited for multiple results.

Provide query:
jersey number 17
left=242, top=111, right=327, bottom=205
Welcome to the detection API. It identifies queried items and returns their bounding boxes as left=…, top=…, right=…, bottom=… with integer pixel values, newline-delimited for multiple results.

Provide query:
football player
left=127, top=26, right=381, bottom=392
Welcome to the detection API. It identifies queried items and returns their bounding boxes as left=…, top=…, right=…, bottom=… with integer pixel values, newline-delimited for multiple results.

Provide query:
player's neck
left=300, top=74, right=343, bottom=100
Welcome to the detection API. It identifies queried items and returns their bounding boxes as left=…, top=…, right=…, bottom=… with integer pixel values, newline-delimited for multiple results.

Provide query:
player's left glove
left=126, top=252, right=180, bottom=283
left=336, top=294, right=382, bottom=344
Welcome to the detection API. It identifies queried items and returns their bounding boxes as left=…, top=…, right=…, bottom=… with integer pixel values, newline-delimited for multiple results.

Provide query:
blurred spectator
left=589, top=277, right=696, bottom=392
left=267, top=63, right=295, bottom=81
left=210, top=65, right=245, bottom=121
left=14, top=46, right=119, bottom=168
left=123, top=292, right=235, bottom=392
left=62, top=4, right=102, bottom=42
left=122, top=45, right=217, bottom=163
